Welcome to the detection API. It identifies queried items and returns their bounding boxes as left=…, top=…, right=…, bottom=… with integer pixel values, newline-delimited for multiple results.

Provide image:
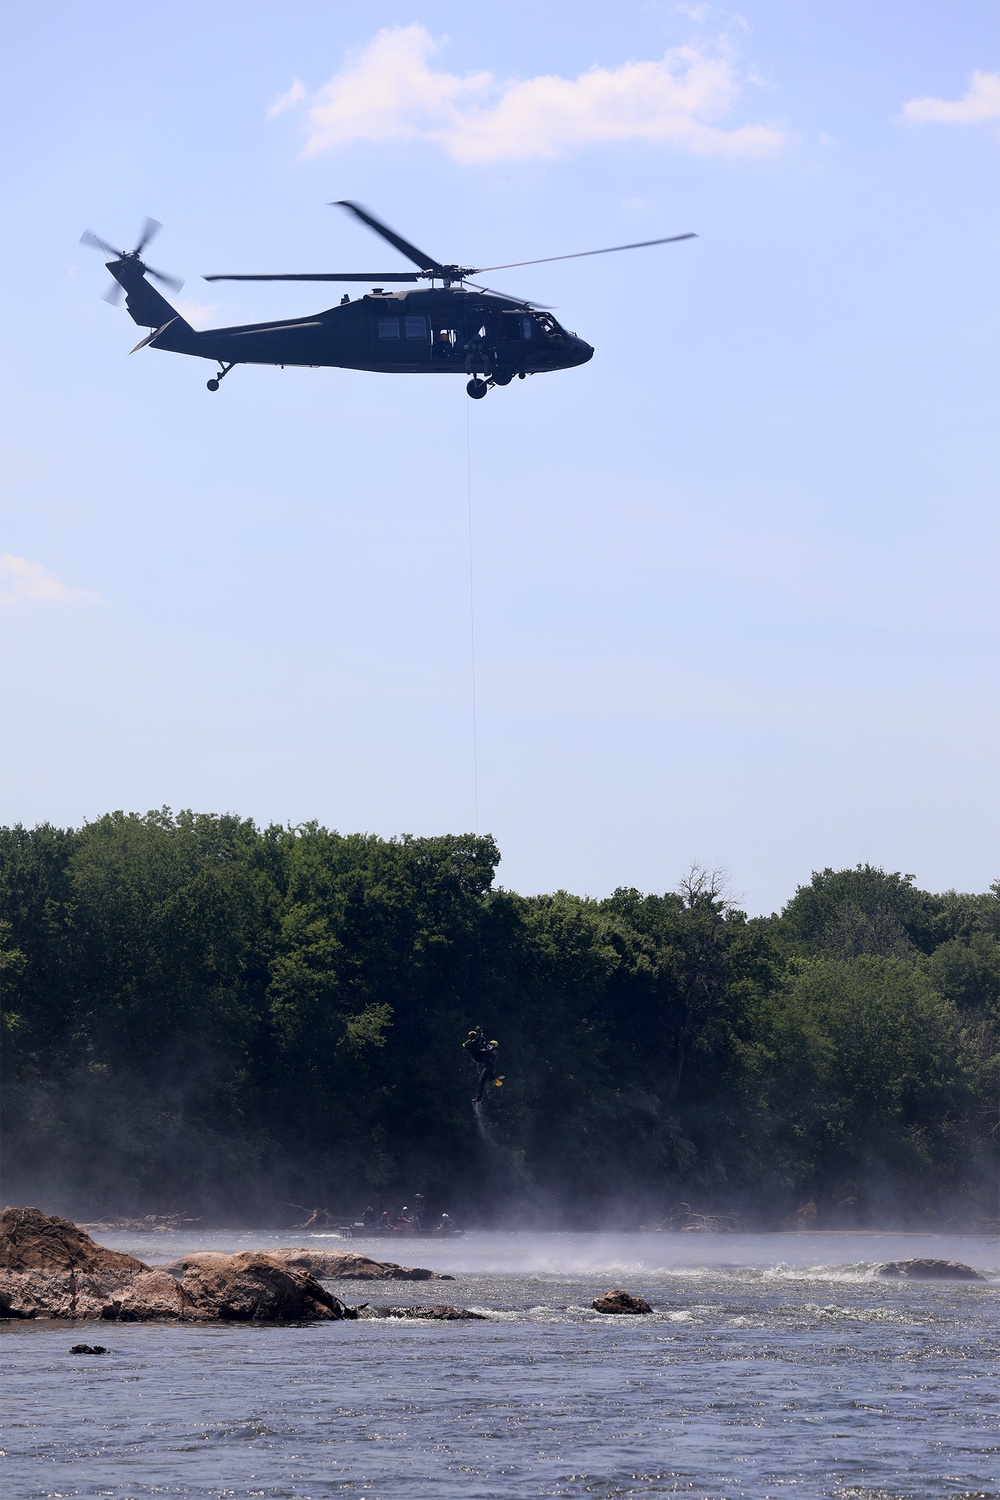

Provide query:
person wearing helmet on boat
left=463, top=1025, right=501, bottom=1103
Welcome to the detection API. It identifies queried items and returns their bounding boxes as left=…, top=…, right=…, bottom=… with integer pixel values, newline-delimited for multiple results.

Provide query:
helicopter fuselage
left=112, top=261, right=594, bottom=383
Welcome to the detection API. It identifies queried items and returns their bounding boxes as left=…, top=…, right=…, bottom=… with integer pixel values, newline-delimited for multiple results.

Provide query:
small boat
left=340, top=1223, right=464, bottom=1240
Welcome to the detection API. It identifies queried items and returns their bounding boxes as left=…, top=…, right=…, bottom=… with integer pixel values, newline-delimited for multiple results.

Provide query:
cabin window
left=404, top=315, right=427, bottom=340
left=433, top=328, right=458, bottom=354
left=522, top=316, right=534, bottom=339
left=377, top=316, right=400, bottom=339
left=499, top=314, right=522, bottom=342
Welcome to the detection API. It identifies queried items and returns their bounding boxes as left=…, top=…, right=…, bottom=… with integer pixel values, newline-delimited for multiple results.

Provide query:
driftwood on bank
left=655, top=1203, right=742, bottom=1233
left=78, top=1213, right=203, bottom=1233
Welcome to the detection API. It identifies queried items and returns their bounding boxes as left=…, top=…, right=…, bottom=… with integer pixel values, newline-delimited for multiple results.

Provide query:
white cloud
left=281, top=24, right=785, bottom=163
left=174, top=299, right=222, bottom=329
left=901, top=70, right=1000, bottom=124
left=0, top=554, right=101, bottom=609
left=268, top=78, right=306, bottom=118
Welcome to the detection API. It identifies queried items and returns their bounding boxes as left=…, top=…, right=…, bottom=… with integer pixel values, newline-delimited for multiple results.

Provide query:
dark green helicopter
left=81, top=202, right=695, bottom=399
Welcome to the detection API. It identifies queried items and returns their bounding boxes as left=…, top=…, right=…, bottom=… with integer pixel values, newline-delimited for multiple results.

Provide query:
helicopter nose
left=574, top=337, right=594, bottom=365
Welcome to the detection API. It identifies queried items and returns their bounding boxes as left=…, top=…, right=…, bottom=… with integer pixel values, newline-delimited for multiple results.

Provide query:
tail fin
left=109, top=260, right=193, bottom=335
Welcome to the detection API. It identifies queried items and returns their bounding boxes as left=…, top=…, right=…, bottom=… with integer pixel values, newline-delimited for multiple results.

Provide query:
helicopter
left=81, top=202, right=696, bottom=399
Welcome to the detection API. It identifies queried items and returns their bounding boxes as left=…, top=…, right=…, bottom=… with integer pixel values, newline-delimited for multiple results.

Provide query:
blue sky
left=1, top=0, right=997, bottom=913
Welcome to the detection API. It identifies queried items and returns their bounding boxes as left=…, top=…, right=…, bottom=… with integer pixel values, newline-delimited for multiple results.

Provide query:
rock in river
left=160, top=1248, right=450, bottom=1282
left=357, top=1303, right=486, bottom=1320
left=592, top=1289, right=653, bottom=1314
left=0, top=1206, right=145, bottom=1275
left=876, top=1258, right=985, bottom=1282
left=0, top=1209, right=350, bottom=1322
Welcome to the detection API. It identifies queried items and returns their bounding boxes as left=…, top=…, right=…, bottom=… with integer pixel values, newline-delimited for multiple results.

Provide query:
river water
left=2, top=1230, right=997, bottom=1499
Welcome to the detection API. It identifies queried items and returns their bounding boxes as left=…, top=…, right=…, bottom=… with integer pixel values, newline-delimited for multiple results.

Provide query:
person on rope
left=463, top=1025, right=502, bottom=1103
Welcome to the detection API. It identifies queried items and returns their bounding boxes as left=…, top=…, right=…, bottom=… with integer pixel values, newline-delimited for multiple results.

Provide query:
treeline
left=1, top=811, right=997, bottom=1227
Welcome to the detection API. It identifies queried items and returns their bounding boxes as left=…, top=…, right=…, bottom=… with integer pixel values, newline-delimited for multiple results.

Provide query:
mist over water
left=99, top=1225, right=1000, bottom=1281
left=3, top=1229, right=996, bottom=1498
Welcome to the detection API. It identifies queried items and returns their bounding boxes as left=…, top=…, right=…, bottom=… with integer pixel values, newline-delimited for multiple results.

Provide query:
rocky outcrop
left=876, top=1258, right=985, bottom=1282
left=0, top=1265, right=189, bottom=1321
left=0, top=1206, right=145, bottom=1275
left=0, top=1255, right=350, bottom=1322
left=273, top=1249, right=450, bottom=1281
left=0, top=1210, right=350, bottom=1321
left=171, top=1252, right=350, bottom=1321
left=592, top=1289, right=653, bottom=1314
left=159, top=1248, right=450, bottom=1282
left=357, top=1303, right=485, bottom=1320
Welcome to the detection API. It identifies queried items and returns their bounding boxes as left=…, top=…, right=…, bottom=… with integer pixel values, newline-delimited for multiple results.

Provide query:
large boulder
left=0, top=1212, right=349, bottom=1321
left=0, top=1266, right=186, bottom=1321
left=168, top=1252, right=349, bottom=1322
left=159, top=1248, right=449, bottom=1281
left=876, top=1258, right=985, bottom=1282
left=592, top=1289, right=653, bottom=1315
left=270, top=1249, right=449, bottom=1281
left=0, top=1206, right=145, bottom=1275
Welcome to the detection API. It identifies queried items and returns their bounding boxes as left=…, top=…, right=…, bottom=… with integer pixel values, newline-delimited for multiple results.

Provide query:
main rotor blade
left=462, top=279, right=551, bottom=309
left=332, top=201, right=444, bottom=273
left=81, top=229, right=122, bottom=258
left=202, top=272, right=420, bottom=283
left=474, top=233, right=697, bottom=273
left=135, top=217, right=162, bottom=255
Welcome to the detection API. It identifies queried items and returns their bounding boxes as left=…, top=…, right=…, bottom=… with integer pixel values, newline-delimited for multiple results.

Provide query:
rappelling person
left=463, top=1025, right=502, bottom=1103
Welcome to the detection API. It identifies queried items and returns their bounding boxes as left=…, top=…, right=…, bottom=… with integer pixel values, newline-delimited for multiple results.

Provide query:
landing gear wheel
left=492, top=371, right=513, bottom=387
left=466, top=378, right=488, bottom=400
left=206, top=379, right=220, bottom=392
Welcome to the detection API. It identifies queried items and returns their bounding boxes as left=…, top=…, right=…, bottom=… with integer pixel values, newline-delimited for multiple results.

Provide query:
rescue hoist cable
left=466, top=398, right=480, bottom=835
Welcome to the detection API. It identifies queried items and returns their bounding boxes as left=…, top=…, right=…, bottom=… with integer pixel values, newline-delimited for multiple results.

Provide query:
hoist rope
left=465, top=398, right=480, bottom=835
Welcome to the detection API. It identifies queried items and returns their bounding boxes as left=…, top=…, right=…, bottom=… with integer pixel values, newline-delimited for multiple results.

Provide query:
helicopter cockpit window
left=376, top=316, right=400, bottom=339
left=499, top=313, right=523, bottom=342
left=404, top=315, right=427, bottom=340
left=522, top=316, right=534, bottom=339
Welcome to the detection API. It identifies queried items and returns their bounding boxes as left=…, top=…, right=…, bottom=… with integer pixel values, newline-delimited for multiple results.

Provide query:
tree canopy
left=2, top=812, right=996, bottom=1227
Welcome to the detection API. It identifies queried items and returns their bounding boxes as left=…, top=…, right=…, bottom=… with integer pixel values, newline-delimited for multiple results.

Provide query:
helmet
left=467, top=1030, right=479, bottom=1037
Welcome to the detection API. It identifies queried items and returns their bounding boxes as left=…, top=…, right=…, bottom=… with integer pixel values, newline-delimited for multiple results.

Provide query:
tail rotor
left=80, top=218, right=184, bottom=303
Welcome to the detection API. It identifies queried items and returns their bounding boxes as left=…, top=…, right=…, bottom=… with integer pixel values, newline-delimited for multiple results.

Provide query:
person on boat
left=378, top=1209, right=391, bottom=1231
left=463, top=1026, right=500, bottom=1103
left=412, top=1194, right=425, bottom=1231
left=361, top=1205, right=377, bottom=1228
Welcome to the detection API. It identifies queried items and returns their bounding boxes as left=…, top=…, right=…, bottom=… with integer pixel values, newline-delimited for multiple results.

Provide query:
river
left=2, top=1230, right=997, bottom=1498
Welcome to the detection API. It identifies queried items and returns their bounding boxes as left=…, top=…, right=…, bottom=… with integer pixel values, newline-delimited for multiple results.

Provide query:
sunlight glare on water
left=1, top=1231, right=996, bottom=1499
